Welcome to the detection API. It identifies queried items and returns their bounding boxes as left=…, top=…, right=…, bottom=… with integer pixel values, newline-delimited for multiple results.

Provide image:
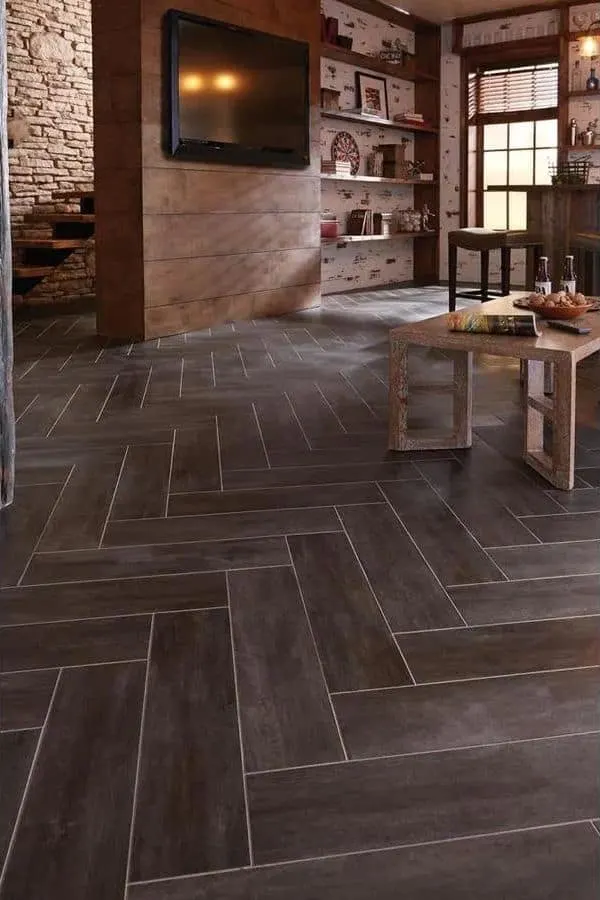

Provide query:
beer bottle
left=534, top=257, right=551, bottom=295
left=560, top=255, right=576, bottom=295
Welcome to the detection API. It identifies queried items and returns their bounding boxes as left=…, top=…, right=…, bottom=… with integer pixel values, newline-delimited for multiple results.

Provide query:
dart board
left=331, top=131, right=360, bottom=175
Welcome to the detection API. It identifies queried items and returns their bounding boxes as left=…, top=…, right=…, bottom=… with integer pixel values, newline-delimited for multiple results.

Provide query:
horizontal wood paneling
left=145, top=249, right=320, bottom=307
left=142, top=169, right=320, bottom=216
left=144, top=213, right=320, bottom=261
left=144, top=284, right=321, bottom=339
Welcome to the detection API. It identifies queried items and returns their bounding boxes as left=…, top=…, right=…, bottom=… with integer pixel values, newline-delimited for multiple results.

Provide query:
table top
left=389, top=294, right=600, bottom=363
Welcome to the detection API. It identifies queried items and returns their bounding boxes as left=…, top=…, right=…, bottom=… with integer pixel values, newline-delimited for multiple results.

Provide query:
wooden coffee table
left=388, top=294, right=600, bottom=490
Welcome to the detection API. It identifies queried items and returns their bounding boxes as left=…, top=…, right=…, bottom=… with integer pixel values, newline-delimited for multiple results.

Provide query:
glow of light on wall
left=180, top=73, right=204, bottom=92
left=579, top=33, right=600, bottom=58
left=213, top=72, right=238, bottom=92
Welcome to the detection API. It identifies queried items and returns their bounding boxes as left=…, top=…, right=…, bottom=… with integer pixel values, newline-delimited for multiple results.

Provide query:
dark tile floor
left=1, top=286, right=600, bottom=899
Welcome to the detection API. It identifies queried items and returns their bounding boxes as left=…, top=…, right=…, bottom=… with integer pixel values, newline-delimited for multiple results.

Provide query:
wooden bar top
left=487, top=184, right=600, bottom=191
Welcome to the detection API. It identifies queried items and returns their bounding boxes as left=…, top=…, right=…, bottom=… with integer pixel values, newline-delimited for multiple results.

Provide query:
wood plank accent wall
left=139, top=0, right=321, bottom=339
left=92, top=1, right=145, bottom=340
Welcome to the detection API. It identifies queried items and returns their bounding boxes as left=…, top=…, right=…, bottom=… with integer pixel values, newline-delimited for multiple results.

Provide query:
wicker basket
left=549, top=159, right=591, bottom=185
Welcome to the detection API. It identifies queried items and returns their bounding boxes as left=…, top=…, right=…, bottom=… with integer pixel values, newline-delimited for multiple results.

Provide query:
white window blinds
left=469, top=63, right=558, bottom=120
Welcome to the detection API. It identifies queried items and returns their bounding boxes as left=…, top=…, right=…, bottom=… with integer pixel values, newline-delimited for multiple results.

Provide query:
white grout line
left=16, top=466, right=76, bottom=587
left=521, top=507, right=600, bottom=519
left=446, top=570, right=600, bottom=590
left=393, top=611, right=600, bottom=634
left=590, top=820, right=600, bottom=838
left=314, top=383, right=348, bottom=435
left=246, top=729, right=600, bottom=777
left=0, top=606, right=229, bottom=631
left=95, top=374, right=119, bottom=423
left=333, top=508, right=418, bottom=686
left=98, top=448, right=130, bottom=549
left=330, top=663, right=600, bottom=695
left=236, top=344, right=249, bottom=379
left=215, top=415, right=224, bottom=493
left=139, top=366, right=153, bottom=409
left=485, top=537, right=600, bottom=550
left=0, top=726, right=41, bottom=736
left=164, top=431, right=177, bottom=518
left=411, top=467, right=512, bottom=583
left=123, top=615, right=155, bottom=899
left=225, top=573, right=255, bottom=865
left=375, top=486, right=469, bottom=628
left=251, top=403, right=272, bottom=469
left=17, top=563, right=292, bottom=591
left=210, top=351, right=217, bottom=388
left=284, top=391, right=312, bottom=451
left=35, top=319, right=59, bottom=339
left=127, top=819, right=596, bottom=887
left=2, top=658, right=148, bottom=677
left=178, top=358, right=185, bottom=399
left=507, top=509, right=543, bottom=544
left=15, top=395, right=39, bottom=425
left=340, top=371, right=380, bottom=420
left=284, top=536, right=349, bottom=761
left=18, top=349, right=51, bottom=382
left=0, top=669, right=62, bottom=892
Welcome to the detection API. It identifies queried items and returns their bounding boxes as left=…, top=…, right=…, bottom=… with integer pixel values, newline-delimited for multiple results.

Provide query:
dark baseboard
left=13, top=295, right=97, bottom=321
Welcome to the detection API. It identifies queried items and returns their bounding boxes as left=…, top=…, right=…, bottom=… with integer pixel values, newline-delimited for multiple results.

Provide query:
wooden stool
left=571, top=232, right=600, bottom=295
left=449, top=228, right=544, bottom=312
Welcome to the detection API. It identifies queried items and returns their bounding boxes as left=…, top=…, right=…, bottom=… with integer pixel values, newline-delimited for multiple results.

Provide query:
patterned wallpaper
left=320, top=0, right=419, bottom=293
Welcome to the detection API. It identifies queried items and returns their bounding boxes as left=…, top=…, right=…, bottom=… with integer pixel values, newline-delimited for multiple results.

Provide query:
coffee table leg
left=524, top=358, right=575, bottom=490
left=451, top=351, right=473, bottom=448
left=552, top=358, right=576, bottom=490
left=389, top=337, right=408, bottom=450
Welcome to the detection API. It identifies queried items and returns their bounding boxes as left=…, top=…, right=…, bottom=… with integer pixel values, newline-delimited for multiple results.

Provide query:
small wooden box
left=321, top=89, right=341, bottom=111
left=377, top=142, right=410, bottom=179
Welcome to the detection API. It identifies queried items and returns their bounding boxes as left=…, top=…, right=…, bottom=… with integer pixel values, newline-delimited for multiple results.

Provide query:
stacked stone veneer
left=7, top=0, right=94, bottom=304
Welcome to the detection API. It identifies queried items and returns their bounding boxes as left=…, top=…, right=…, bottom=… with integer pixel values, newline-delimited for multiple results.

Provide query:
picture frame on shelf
left=355, top=72, right=389, bottom=120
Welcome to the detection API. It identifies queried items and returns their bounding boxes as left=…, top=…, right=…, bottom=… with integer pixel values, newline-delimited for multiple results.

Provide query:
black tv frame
left=164, top=9, right=311, bottom=169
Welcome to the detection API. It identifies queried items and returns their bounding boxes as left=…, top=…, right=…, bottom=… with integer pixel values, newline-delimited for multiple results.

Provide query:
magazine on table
left=448, top=312, right=540, bottom=337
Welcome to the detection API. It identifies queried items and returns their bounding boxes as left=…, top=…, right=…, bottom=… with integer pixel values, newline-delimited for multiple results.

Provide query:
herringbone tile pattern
left=1, top=287, right=599, bottom=899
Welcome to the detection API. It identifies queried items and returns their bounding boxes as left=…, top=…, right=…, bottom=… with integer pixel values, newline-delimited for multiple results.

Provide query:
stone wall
left=7, top=0, right=94, bottom=304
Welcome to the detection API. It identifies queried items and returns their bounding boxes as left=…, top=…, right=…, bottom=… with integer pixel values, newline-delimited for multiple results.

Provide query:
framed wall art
left=356, top=71, right=389, bottom=119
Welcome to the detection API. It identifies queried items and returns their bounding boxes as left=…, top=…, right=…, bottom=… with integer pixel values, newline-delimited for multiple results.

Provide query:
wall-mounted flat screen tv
left=165, top=9, right=310, bottom=168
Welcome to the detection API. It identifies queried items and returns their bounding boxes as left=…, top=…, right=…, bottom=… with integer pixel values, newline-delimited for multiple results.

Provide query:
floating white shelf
left=320, top=174, right=437, bottom=185
left=322, top=232, right=438, bottom=246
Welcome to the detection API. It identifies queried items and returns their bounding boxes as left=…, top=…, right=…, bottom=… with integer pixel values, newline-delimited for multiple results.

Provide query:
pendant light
left=577, top=14, right=600, bottom=59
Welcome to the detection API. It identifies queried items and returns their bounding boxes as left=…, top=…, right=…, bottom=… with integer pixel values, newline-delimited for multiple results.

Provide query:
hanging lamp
left=577, top=13, right=600, bottom=59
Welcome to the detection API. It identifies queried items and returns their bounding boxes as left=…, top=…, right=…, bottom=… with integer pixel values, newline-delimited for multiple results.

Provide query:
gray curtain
left=0, top=0, right=14, bottom=509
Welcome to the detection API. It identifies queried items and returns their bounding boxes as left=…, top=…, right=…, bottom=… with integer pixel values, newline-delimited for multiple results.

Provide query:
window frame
left=465, top=56, right=559, bottom=229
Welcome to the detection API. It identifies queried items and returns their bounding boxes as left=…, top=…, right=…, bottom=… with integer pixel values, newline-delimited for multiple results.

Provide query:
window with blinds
left=467, top=61, right=558, bottom=230
left=468, top=62, right=558, bottom=122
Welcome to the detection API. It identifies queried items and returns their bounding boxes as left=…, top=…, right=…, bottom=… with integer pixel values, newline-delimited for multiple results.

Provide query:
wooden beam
left=0, top=0, right=15, bottom=509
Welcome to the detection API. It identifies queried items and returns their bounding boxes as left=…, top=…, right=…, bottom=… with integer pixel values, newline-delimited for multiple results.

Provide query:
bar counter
left=488, top=184, right=600, bottom=285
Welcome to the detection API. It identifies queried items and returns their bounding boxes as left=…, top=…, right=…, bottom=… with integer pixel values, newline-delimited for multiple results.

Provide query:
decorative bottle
left=568, top=118, right=578, bottom=146
left=560, top=255, right=576, bottom=294
left=572, top=60, right=583, bottom=92
left=534, top=256, right=551, bottom=295
left=586, top=67, right=599, bottom=91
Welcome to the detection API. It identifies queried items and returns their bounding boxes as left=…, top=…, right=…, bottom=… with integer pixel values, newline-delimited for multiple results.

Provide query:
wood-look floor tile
left=229, top=568, right=344, bottom=771
left=381, top=481, right=504, bottom=587
left=520, top=512, right=600, bottom=543
left=0, top=483, right=62, bottom=587
left=0, top=670, right=58, bottom=731
left=247, top=733, right=600, bottom=864
left=416, top=460, right=542, bottom=547
left=23, top=538, right=289, bottom=586
left=0, top=572, right=227, bottom=626
left=50, top=378, right=117, bottom=434
left=490, top=541, right=600, bottom=580
left=580, top=468, right=600, bottom=486
left=104, top=508, right=341, bottom=549
left=169, top=483, right=383, bottom=517
left=449, top=575, right=600, bottom=625
left=170, top=424, right=220, bottom=493
left=0, top=664, right=145, bottom=900
left=111, top=444, right=172, bottom=520
left=396, top=618, right=600, bottom=684
left=37, top=453, right=124, bottom=552
left=548, top=489, right=600, bottom=513
left=286, top=384, right=348, bottom=440
left=218, top=408, right=268, bottom=470
left=0, top=731, right=38, bottom=868
left=335, top=668, right=600, bottom=759
left=0, top=616, right=151, bottom=672
left=129, top=823, right=600, bottom=900
left=100, top=370, right=150, bottom=418
left=16, top=386, right=77, bottom=439
left=130, top=610, right=249, bottom=881
left=223, top=461, right=418, bottom=491
left=288, top=533, right=411, bottom=692
left=338, top=504, right=462, bottom=631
